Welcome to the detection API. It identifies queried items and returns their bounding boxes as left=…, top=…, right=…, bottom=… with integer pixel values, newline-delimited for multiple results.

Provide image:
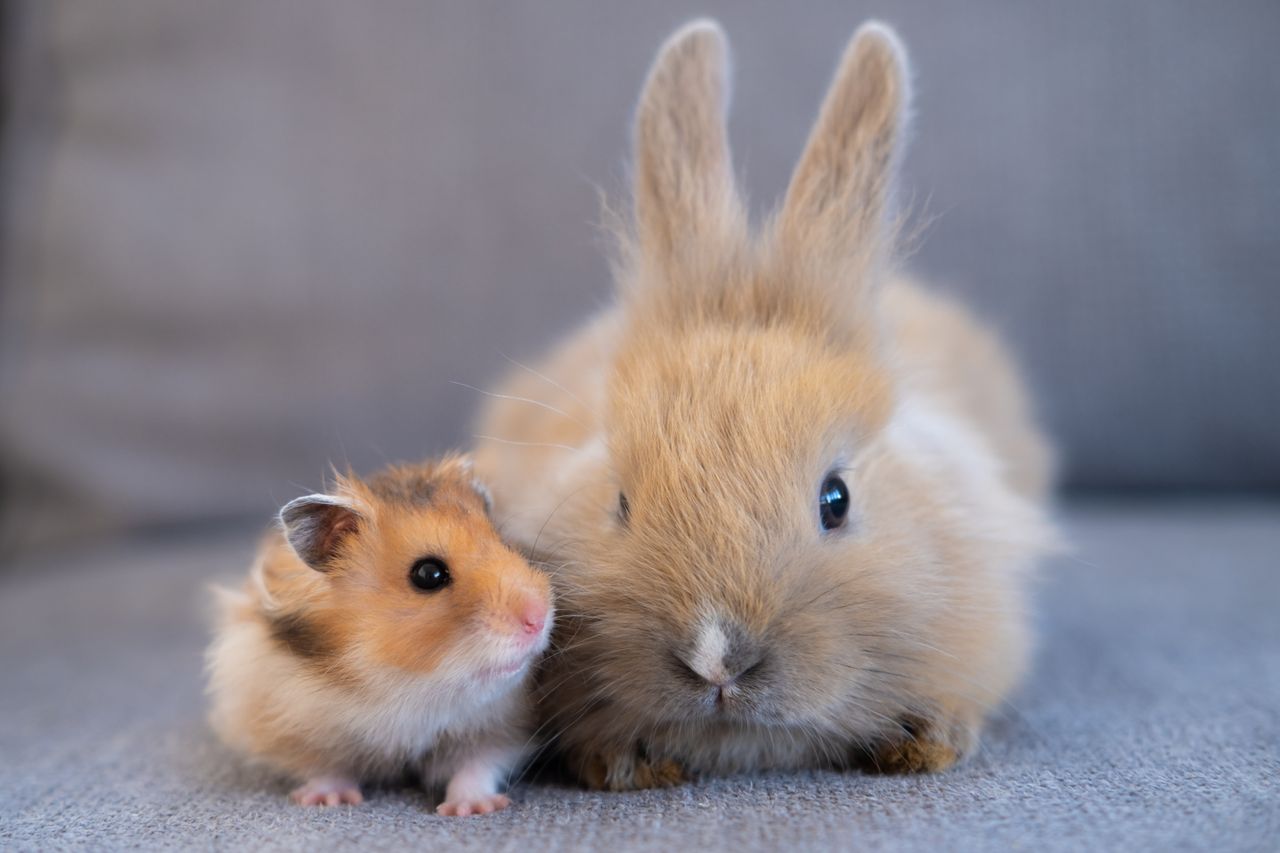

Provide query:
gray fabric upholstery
left=1, top=503, right=1277, bottom=850
left=2, top=2, right=1278, bottom=544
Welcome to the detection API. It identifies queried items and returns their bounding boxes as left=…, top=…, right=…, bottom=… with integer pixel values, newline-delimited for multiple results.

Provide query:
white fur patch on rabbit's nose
left=681, top=614, right=765, bottom=690
left=688, top=620, right=732, bottom=686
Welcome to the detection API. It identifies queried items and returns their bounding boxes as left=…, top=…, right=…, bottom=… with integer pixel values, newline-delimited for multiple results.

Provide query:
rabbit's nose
left=679, top=617, right=764, bottom=688
left=677, top=655, right=764, bottom=690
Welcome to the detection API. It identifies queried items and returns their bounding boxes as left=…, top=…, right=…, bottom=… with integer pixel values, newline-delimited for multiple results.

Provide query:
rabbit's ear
left=633, top=20, right=744, bottom=275
left=775, top=22, right=910, bottom=288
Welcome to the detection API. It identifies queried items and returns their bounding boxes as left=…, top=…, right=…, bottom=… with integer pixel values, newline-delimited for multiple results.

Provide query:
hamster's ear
left=452, top=454, right=494, bottom=510
left=444, top=453, right=474, bottom=476
left=279, top=494, right=361, bottom=572
left=633, top=19, right=744, bottom=276
left=775, top=22, right=910, bottom=290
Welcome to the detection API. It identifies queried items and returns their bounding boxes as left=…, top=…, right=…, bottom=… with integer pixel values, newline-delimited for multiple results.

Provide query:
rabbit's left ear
left=775, top=22, right=911, bottom=288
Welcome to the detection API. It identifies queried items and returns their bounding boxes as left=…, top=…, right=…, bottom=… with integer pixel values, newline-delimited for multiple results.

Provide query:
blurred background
left=3, top=5, right=1279, bottom=848
left=2, top=1, right=1278, bottom=552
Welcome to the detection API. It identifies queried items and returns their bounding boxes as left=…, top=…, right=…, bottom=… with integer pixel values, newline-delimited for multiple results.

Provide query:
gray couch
left=2, top=3, right=1277, bottom=850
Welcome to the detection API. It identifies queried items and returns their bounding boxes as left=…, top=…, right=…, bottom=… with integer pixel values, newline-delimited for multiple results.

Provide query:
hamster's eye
left=618, top=492, right=630, bottom=526
left=409, top=557, right=451, bottom=592
left=819, top=475, right=850, bottom=531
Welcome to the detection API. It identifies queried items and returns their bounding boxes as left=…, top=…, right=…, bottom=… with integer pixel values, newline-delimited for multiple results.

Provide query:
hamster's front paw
left=578, top=745, right=688, bottom=791
left=290, top=775, right=363, bottom=806
left=436, top=793, right=511, bottom=817
left=436, top=749, right=516, bottom=816
left=863, top=715, right=973, bottom=775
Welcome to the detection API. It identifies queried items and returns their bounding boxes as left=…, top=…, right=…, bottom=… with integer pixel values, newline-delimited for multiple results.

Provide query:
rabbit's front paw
left=864, top=715, right=973, bottom=774
left=577, top=744, right=688, bottom=791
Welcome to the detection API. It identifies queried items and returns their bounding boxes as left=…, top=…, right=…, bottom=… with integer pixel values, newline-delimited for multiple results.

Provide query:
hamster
left=205, top=454, right=553, bottom=815
left=472, top=21, right=1055, bottom=789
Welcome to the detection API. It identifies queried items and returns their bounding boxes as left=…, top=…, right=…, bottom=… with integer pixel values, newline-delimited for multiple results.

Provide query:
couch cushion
left=3, top=2, right=1278, bottom=539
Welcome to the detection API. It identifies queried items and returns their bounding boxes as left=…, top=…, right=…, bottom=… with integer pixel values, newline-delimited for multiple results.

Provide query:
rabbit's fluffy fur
left=473, top=20, right=1056, bottom=789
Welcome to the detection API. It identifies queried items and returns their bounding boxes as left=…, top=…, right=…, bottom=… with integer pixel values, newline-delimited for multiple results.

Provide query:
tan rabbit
left=473, top=19, right=1056, bottom=790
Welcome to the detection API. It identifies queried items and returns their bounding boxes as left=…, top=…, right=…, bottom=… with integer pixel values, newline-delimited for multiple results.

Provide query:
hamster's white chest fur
left=207, top=609, right=527, bottom=780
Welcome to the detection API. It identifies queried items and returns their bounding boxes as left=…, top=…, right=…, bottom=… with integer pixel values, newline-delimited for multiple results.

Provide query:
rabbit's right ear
left=632, top=20, right=744, bottom=279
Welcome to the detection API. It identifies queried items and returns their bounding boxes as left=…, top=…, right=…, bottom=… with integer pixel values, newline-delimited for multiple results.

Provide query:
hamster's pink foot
left=290, top=776, right=364, bottom=806
left=436, top=793, right=510, bottom=817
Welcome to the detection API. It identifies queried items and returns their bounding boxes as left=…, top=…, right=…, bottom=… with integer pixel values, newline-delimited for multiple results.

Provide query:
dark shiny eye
left=409, top=557, right=451, bottom=592
left=618, top=492, right=630, bottom=525
left=819, top=476, right=850, bottom=531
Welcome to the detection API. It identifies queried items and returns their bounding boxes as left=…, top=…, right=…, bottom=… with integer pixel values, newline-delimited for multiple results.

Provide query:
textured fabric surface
left=2, top=3, right=1279, bottom=543
left=1, top=503, right=1276, bottom=851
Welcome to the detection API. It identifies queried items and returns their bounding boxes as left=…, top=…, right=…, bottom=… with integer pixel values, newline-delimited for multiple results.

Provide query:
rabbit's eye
left=818, top=476, right=850, bottom=531
left=618, top=492, right=631, bottom=526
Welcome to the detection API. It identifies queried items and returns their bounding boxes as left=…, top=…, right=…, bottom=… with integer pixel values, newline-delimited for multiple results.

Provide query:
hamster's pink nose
left=517, top=599, right=547, bottom=636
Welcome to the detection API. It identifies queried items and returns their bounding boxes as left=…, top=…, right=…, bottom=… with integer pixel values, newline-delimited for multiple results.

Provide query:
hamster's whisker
left=512, top=693, right=609, bottom=784
left=499, top=352, right=596, bottom=416
left=471, top=434, right=583, bottom=454
left=449, top=381, right=589, bottom=430
left=532, top=630, right=593, bottom=669
left=529, top=484, right=596, bottom=561
left=527, top=541, right=579, bottom=572
left=531, top=641, right=598, bottom=698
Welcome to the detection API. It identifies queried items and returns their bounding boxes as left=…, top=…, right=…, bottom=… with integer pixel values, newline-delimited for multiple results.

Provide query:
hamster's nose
left=516, top=597, right=548, bottom=636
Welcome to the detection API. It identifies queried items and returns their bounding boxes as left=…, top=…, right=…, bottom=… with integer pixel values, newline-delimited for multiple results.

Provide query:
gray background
left=3, top=1, right=1278, bottom=547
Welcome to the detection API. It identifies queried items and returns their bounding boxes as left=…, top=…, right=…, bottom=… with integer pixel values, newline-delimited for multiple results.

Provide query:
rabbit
left=206, top=455, right=554, bottom=814
left=472, top=19, right=1056, bottom=790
